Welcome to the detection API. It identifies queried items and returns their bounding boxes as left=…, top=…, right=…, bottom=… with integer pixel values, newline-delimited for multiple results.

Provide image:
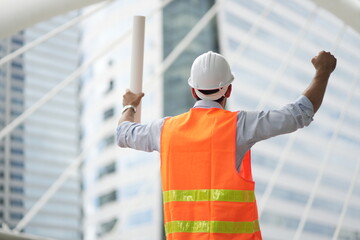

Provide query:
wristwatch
left=122, top=105, right=136, bottom=113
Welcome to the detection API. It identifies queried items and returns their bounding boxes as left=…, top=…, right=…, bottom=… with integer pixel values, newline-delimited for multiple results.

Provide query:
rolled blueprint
left=129, top=15, right=146, bottom=123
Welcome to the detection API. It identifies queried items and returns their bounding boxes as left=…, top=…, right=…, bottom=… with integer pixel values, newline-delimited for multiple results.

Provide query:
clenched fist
left=311, top=51, right=337, bottom=74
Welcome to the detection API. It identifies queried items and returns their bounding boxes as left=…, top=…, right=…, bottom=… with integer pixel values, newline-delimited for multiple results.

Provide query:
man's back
left=161, top=107, right=261, bottom=240
left=116, top=50, right=336, bottom=240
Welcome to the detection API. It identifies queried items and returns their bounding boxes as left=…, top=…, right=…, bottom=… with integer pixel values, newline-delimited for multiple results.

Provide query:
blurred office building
left=80, top=1, right=163, bottom=239
left=0, top=33, right=26, bottom=232
left=0, top=12, right=82, bottom=240
left=217, top=0, right=360, bottom=239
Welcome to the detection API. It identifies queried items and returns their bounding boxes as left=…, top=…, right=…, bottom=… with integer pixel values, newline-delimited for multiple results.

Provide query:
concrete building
left=217, top=0, right=360, bottom=239
left=0, top=11, right=82, bottom=240
left=22, top=11, right=82, bottom=240
left=0, top=33, right=26, bottom=231
left=80, top=1, right=163, bottom=239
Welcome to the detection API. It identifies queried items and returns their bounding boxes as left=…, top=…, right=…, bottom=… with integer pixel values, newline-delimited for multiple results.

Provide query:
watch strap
left=122, top=105, right=136, bottom=113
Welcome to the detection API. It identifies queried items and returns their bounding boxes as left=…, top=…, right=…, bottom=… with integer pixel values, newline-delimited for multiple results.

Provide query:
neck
left=220, top=98, right=226, bottom=108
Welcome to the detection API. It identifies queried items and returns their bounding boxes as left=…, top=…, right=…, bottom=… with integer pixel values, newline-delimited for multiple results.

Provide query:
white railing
left=0, top=0, right=359, bottom=239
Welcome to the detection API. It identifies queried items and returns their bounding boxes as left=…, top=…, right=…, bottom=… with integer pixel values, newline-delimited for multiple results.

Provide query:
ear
left=225, top=84, right=232, bottom=98
left=191, top=88, right=198, bottom=99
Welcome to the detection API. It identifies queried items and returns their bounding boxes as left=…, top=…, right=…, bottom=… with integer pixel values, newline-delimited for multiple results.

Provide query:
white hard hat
left=188, top=51, right=234, bottom=90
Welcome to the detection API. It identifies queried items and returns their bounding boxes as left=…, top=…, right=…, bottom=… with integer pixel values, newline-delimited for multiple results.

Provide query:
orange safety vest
left=161, top=108, right=261, bottom=240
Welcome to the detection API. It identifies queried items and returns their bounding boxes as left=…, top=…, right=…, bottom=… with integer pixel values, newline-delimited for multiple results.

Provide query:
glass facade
left=218, top=0, right=360, bottom=239
left=163, top=0, right=219, bottom=116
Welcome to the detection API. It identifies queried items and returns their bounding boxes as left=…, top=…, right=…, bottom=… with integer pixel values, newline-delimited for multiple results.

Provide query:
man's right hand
left=311, top=51, right=337, bottom=75
left=122, top=89, right=145, bottom=107
left=118, top=89, right=145, bottom=125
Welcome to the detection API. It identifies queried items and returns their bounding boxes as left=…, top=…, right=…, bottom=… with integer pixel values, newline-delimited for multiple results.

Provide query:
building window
left=11, top=98, right=24, bottom=105
left=10, top=173, right=23, bottom=181
left=98, top=162, right=116, bottom=179
left=106, top=79, right=114, bottom=93
left=10, top=186, right=24, bottom=194
left=11, top=86, right=23, bottom=93
left=0, top=185, right=3, bottom=192
left=97, top=218, right=118, bottom=237
left=100, top=135, right=115, bottom=150
left=11, top=135, right=23, bottom=143
left=103, top=107, right=115, bottom=121
left=11, top=160, right=24, bottom=169
left=10, top=212, right=23, bottom=220
left=11, top=38, right=23, bottom=45
left=11, top=73, right=24, bottom=81
left=11, top=62, right=23, bottom=69
left=105, top=135, right=114, bottom=147
left=10, top=199, right=23, bottom=207
left=97, top=190, right=117, bottom=207
left=16, top=125, right=24, bottom=131
left=11, top=148, right=23, bottom=156
left=11, top=110, right=22, bottom=117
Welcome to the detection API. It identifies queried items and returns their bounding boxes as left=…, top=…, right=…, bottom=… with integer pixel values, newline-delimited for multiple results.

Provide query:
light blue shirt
left=116, top=95, right=314, bottom=170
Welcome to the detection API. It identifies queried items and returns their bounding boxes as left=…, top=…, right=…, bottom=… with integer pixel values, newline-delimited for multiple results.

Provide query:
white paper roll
left=130, top=16, right=146, bottom=123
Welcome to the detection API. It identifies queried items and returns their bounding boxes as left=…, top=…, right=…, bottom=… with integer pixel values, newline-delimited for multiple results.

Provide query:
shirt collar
left=193, top=100, right=223, bottom=109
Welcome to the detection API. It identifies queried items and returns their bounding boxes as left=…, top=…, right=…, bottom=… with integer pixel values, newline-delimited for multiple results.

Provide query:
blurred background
left=0, top=0, right=359, bottom=239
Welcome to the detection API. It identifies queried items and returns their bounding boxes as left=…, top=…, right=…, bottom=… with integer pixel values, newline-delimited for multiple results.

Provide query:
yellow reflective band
left=163, top=189, right=255, bottom=203
left=165, top=220, right=260, bottom=234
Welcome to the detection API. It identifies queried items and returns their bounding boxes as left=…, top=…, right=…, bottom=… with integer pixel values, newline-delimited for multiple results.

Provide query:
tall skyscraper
left=0, top=33, right=26, bottom=231
left=163, top=0, right=219, bottom=116
left=22, top=11, right=82, bottom=240
left=217, top=0, right=360, bottom=239
left=0, top=11, right=82, bottom=240
left=80, top=1, right=163, bottom=239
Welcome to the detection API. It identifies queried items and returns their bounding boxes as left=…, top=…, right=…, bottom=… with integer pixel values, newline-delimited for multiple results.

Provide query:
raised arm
left=303, top=51, right=337, bottom=113
left=239, top=51, right=336, bottom=146
left=116, top=89, right=163, bottom=152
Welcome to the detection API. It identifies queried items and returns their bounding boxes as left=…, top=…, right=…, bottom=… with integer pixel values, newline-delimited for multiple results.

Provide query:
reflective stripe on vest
left=161, top=108, right=261, bottom=240
left=165, top=220, right=260, bottom=234
left=163, top=189, right=255, bottom=203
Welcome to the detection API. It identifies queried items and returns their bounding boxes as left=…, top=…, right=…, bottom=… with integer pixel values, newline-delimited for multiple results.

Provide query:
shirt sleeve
left=116, top=118, right=165, bottom=152
left=237, top=95, right=314, bottom=146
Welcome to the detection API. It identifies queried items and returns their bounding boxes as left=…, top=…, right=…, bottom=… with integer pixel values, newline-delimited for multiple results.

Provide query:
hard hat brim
left=194, top=85, right=229, bottom=101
